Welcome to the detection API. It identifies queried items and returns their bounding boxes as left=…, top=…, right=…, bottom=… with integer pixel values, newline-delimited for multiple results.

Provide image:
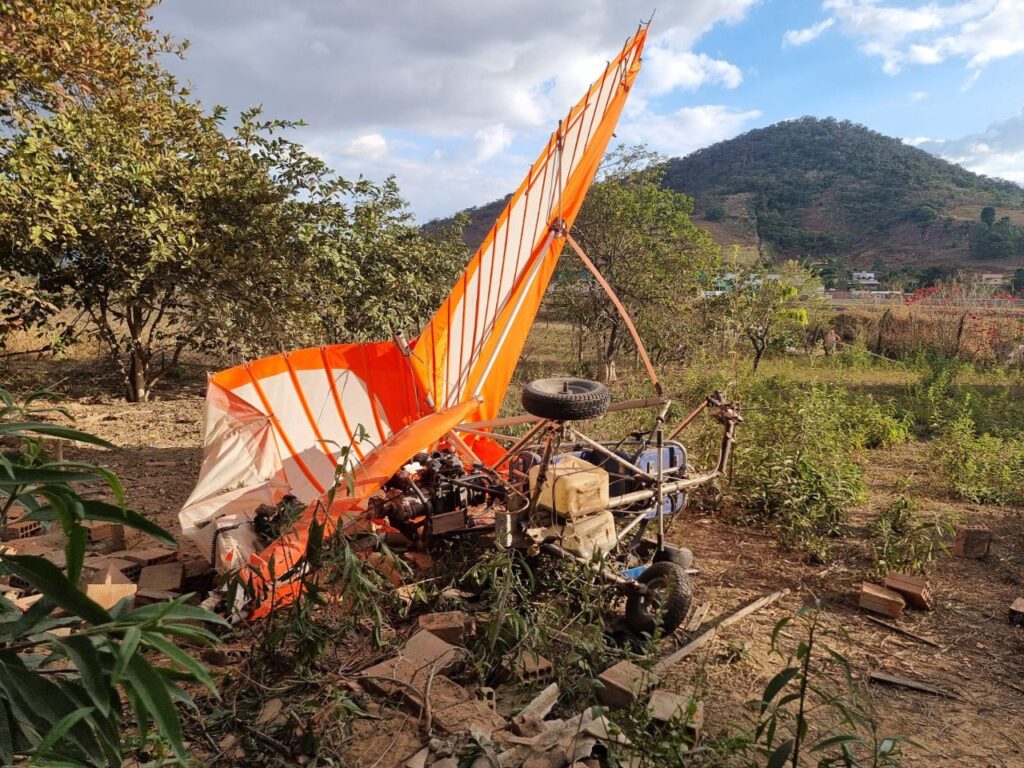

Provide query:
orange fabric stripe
left=283, top=352, right=336, bottom=461
left=319, top=347, right=366, bottom=462
left=243, top=362, right=325, bottom=494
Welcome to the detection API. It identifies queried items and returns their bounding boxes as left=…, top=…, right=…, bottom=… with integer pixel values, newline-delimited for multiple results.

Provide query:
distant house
left=851, top=271, right=881, bottom=290
left=980, top=273, right=1009, bottom=287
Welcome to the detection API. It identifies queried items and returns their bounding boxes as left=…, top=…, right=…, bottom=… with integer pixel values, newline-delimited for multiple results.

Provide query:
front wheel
left=624, top=561, right=692, bottom=636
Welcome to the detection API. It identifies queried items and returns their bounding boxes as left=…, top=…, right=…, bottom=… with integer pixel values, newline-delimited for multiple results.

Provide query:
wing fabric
left=178, top=28, right=648, bottom=611
left=413, top=29, right=647, bottom=422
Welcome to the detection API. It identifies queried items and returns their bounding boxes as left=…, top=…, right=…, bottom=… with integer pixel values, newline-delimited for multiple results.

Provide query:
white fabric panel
left=227, top=382, right=260, bottom=414
left=374, top=395, right=394, bottom=440
left=334, top=369, right=385, bottom=451
left=258, top=370, right=337, bottom=486
left=444, top=294, right=466, bottom=406
left=296, top=368, right=349, bottom=462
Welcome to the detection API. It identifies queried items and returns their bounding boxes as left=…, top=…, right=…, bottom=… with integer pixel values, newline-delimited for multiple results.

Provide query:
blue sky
left=155, top=1, right=1024, bottom=221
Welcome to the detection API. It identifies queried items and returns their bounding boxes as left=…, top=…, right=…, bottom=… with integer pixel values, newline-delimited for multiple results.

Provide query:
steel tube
left=456, top=396, right=668, bottom=431
left=539, top=543, right=646, bottom=593
left=568, top=427, right=656, bottom=480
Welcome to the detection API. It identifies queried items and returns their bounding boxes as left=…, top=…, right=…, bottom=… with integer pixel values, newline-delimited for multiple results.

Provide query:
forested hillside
left=435, top=117, right=1024, bottom=271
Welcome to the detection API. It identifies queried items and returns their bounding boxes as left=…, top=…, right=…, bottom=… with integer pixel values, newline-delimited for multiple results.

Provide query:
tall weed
left=934, top=415, right=1024, bottom=507
left=728, top=378, right=907, bottom=559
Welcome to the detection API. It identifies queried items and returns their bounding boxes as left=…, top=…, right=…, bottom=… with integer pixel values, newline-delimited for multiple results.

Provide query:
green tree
left=0, top=7, right=467, bottom=401
left=980, top=205, right=996, bottom=226
left=0, top=0, right=172, bottom=128
left=727, top=259, right=821, bottom=372
left=1013, top=268, right=1024, bottom=294
left=554, top=146, right=720, bottom=380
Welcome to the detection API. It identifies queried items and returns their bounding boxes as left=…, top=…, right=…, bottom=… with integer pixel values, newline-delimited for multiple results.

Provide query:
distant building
left=851, top=271, right=876, bottom=283
left=980, top=273, right=1009, bottom=287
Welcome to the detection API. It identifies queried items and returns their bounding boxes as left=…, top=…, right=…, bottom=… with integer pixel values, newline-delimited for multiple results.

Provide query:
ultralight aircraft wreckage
left=180, top=23, right=741, bottom=632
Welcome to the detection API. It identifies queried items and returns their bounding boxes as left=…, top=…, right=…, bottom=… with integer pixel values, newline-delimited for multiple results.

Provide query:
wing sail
left=412, top=29, right=647, bottom=420
left=179, top=27, right=648, bottom=609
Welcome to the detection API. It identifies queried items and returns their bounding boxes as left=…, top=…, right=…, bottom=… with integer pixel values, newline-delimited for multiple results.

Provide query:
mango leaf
left=0, top=656, right=103, bottom=764
left=143, top=632, right=218, bottom=694
left=813, top=733, right=864, bottom=752
left=31, top=706, right=94, bottom=757
left=122, top=654, right=187, bottom=764
left=56, top=636, right=111, bottom=717
left=0, top=556, right=110, bottom=625
left=760, top=667, right=799, bottom=712
left=0, top=468, right=102, bottom=487
left=113, top=627, right=142, bottom=682
left=767, top=738, right=794, bottom=768
left=0, top=422, right=115, bottom=449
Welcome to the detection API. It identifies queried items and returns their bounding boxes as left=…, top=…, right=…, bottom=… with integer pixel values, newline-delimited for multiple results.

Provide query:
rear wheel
left=654, top=545, right=694, bottom=570
left=521, top=378, right=609, bottom=421
left=624, top=561, right=692, bottom=636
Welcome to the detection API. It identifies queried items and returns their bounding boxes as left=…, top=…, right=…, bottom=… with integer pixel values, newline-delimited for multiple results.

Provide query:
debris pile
left=1, top=511, right=211, bottom=612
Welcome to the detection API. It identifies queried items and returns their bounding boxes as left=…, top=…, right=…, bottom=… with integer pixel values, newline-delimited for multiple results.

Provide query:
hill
left=432, top=117, right=1024, bottom=273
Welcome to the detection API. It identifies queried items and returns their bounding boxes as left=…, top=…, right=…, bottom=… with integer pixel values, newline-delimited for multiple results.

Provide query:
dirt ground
left=6, top=358, right=1024, bottom=767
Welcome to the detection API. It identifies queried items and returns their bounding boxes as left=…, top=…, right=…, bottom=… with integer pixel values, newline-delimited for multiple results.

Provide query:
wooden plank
left=685, top=602, right=710, bottom=632
left=655, top=589, right=790, bottom=674
left=863, top=616, right=941, bottom=648
left=869, top=671, right=957, bottom=699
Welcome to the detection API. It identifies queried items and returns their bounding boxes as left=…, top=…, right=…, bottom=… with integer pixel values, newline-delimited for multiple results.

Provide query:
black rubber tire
left=654, top=545, right=694, bottom=570
left=521, top=378, right=610, bottom=421
left=625, top=561, right=692, bottom=636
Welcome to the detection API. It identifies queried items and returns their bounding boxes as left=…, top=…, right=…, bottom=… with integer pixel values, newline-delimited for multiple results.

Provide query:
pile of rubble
left=1, top=512, right=211, bottom=611
left=353, top=611, right=703, bottom=768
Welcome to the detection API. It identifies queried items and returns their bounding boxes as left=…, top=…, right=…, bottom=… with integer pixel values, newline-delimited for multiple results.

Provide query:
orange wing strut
left=564, top=232, right=662, bottom=396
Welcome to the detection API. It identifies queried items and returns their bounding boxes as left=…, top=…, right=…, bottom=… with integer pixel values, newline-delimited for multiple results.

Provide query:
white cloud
left=917, top=107, right=1024, bottom=184
left=340, top=133, right=389, bottom=160
left=960, top=68, right=982, bottom=91
left=152, top=1, right=760, bottom=220
left=643, top=49, right=743, bottom=94
left=782, top=18, right=835, bottom=47
left=819, top=0, right=1024, bottom=75
left=619, top=105, right=763, bottom=158
left=909, top=90, right=928, bottom=101
left=474, top=124, right=514, bottom=162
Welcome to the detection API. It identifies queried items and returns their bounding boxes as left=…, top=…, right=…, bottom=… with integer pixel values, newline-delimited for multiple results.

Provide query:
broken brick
left=1, top=519, right=43, bottom=540
left=859, top=582, right=904, bottom=619
left=138, top=562, right=184, bottom=592
left=953, top=527, right=992, bottom=559
left=883, top=572, right=933, bottom=611
left=432, top=697, right=506, bottom=738
left=117, top=547, right=178, bottom=567
left=418, top=610, right=471, bottom=646
left=514, top=651, right=553, bottom=683
left=648, top=688, right=703, bottom=732
left=1010, top=598, right=1024, bottom=628
left=596, top=660, right=657, bottom=709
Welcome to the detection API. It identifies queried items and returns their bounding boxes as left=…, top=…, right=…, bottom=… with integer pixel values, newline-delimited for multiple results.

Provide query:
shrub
left=730, top=379, right=871, bottom=559
left=869, top=491, right=957, bottom=578
left=0, top=388, right=223, bottom=765
left=934, top=414, right=1024, bottom=507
